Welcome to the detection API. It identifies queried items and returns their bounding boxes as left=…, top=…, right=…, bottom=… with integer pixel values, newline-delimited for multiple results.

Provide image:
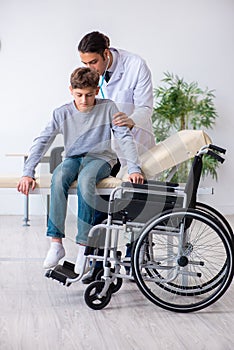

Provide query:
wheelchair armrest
left=121, top=180, right=179, bottom=193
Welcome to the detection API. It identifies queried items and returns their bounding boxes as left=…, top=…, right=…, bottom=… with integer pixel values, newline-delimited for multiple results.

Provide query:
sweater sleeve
left=110, top=104, right=141, bottom=174
left=23, top=111, right=60, bottom=178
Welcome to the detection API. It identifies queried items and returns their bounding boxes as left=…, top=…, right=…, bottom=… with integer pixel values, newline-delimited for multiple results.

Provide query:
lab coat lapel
left=108, top=50, right=124, bottom=84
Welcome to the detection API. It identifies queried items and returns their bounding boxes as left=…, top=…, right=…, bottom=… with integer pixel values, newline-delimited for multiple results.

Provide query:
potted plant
left=152, top=72, right=218, bottom=181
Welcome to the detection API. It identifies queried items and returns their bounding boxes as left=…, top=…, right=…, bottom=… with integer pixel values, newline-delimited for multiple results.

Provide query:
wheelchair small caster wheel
left=95, top=268, right=123, bottom=294
left=109, top=277, right=123, bottom=294
left=94, top=268, right=104, bottom=281
left=84, top=281, right=112, bottom=310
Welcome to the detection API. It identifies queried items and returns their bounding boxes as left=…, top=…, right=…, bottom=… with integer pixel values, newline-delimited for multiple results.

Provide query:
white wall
left=0, top=0, right=234, bottom=215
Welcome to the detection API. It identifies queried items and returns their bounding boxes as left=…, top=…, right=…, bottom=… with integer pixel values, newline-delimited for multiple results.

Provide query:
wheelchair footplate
left=45, top=261, right=79, bottom=286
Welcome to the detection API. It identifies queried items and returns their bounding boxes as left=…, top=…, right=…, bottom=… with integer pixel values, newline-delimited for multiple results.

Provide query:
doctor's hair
left=70, top=67, right=100, bottom=89
left=78, top=31, right=110, bottom=59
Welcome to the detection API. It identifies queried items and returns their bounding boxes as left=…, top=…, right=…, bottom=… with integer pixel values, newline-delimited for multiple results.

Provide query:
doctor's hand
left=17, top=176, right=36, bottom=196
left=128, top=172, right=144, bottom=184
left=113, top=112, right=135, bottom=130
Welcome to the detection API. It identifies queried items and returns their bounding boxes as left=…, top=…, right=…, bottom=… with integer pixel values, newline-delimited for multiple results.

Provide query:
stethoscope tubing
left=99, top=55, right=110, bottom=99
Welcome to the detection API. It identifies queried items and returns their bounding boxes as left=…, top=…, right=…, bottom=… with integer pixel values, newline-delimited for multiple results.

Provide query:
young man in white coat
left=78, top=31, right=156, bottom=283
left=78, top=31, right=156, bottom=157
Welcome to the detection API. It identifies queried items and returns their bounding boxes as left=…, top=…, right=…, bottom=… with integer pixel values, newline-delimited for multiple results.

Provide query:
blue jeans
left=47, top=156, right=111, bottom=245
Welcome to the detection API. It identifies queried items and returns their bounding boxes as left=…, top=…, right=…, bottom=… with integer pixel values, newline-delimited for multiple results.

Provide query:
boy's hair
left=78, top=31, right=110, bottom=59
left=70, top=67, right=99, bottom=89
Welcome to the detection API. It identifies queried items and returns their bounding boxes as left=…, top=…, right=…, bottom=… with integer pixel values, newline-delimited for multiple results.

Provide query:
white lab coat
left=99, top=48, right=156, bottom=155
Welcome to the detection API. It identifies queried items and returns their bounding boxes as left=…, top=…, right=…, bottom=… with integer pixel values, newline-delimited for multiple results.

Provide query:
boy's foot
left=74, top=245, right=90, bottom=275
left=43, top=242, right=65, bottom=269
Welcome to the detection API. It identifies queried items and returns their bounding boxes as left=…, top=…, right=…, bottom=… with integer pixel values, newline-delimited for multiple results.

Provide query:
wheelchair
left=45, top=142, right=234, bottom=313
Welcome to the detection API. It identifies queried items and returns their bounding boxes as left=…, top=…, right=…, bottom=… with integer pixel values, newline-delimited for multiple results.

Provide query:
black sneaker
left=123, top=243, right=132, bottom=274
left=82, top=266, right=103, bottom=284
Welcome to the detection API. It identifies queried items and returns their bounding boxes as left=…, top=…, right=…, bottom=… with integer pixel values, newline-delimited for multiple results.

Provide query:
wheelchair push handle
left=198, top=144, right=226, bottom=163
left=207, top=149, right=225, bottom=163
left=208, top=144, right=226, bottom=154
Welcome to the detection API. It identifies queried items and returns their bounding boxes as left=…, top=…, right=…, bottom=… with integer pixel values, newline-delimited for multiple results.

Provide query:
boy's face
left=79, top=51, right=109, bottom=76
left=70, top=86, right=99, bottom=112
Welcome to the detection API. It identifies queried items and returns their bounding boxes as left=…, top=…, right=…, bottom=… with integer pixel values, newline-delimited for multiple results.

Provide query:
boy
left=17, top=67, right=144, bottom=274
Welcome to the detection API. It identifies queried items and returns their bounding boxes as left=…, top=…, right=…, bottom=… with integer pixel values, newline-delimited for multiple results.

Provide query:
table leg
left=23, top=194, right=30, bottom=226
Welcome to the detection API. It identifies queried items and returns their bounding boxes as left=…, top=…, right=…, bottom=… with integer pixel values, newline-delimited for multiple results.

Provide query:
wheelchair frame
left=45, top=143, right=234, bottom=313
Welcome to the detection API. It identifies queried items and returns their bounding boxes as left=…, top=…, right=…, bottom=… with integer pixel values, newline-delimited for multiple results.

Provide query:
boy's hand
left=128, top=172, right=144, bottom=184
left=17, top=176, right=36, bottom=195
left=113, top=112, right=135, bottom=130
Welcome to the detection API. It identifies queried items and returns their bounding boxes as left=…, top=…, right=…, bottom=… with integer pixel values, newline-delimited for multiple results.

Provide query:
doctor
left=78, top=31, right=156, bottom=283
left=78, top=31, right=156, bottom=156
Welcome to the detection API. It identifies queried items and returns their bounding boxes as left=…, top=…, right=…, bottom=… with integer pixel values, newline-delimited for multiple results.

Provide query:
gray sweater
left=23, top=98, right=141, bottom=178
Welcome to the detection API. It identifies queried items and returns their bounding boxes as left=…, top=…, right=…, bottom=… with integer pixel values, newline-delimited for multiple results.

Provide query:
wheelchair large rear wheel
left=132, top=209, right=233, bottom=313
left=196, top=202, right=233, bottom=237
left=132, top=208, right=231, bottom=296
left=193, top=202, right=233, bottom=291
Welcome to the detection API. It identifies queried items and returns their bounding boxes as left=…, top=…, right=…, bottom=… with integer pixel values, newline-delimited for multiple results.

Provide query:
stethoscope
left=99, top=55, right=110, bottom=99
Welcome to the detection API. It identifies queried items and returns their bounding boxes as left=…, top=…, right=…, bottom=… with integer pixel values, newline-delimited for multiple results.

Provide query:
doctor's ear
left=104, top=49, right=110, bottom=61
